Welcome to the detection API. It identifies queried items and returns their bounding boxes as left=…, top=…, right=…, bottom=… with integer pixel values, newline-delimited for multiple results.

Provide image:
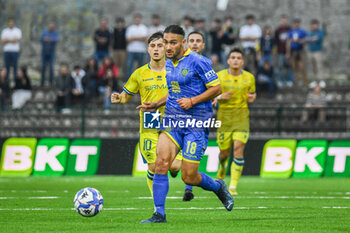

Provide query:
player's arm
left=111, top=91, right=133, bottom=104
left=177, top=85, right=221, bottom=110
left=136, top=94, right=169, bottom=111
left=247, top=91, right=256, bottom=103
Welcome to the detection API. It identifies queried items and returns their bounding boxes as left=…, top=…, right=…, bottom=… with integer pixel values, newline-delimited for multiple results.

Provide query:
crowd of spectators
left=0, top=13, right=333, bottom=112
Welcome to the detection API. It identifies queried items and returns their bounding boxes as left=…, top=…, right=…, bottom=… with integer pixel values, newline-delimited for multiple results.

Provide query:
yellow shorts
left=216, top=130, right=249, bottom=151
left=139, top=132, right=182, bottom=164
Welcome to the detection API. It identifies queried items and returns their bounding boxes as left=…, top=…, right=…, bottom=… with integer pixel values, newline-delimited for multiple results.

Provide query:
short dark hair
left=148, top=31, right=164, bottom=44
left=152, top=14, right=160, bottom=19
left=164, top=25, right=185, bottom=37
left=228, top=47, right=244, bottom=58
left=73, top=65, right=81, bottom=70
left=187, top=31, right=204, bottom=41
left=311, top=19, right=319, bottom=25
left=115, top=17, right=124, bottom=23
left=246, top=14, right=255, bottom=20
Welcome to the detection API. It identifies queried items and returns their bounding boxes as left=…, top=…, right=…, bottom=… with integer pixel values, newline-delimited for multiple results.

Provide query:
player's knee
left=220, top=149, right=230, bottom=160
left=181, top=174, right=195, bottom=185
left=155, top=157, right=170, bottom=174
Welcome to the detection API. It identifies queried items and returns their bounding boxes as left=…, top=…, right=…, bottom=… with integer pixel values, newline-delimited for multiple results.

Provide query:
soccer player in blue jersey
left=138, top=25, right=233, bottom=223
left=177, top=31, right=209, bottom=201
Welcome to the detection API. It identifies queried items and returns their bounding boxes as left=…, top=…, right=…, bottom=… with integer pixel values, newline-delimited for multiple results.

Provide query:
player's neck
left=229, top=68, right=242, bottom=76
left=150, top=59, right=165, bottom=72
left=173, top=48, right=186, bottom=62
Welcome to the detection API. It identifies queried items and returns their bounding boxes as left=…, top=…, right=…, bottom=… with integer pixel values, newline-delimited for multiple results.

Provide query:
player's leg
left=181, top=131, right=233, bottom=210
left=229, top=137, right=246, bottom=195
left=139, top=133, right=158, bottom=197
left=141, top=132, right=180, bottom=223
left=216, top=131, right=232, bottom=179
left=169, top=153, right=182, bottom=177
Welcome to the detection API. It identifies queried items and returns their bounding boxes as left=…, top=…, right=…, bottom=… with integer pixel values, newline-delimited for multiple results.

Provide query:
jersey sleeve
left=249, top=74, right=256, bottom=93
left=123, top=70, right=139, bottom=96
left=195, top=57, right=220, bottom=88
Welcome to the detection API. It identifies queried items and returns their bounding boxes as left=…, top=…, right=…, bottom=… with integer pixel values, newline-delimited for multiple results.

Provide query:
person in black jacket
left=112, top=17, right=126, bottom=78
left=12, top=66, right=32, bottom=109
left=55, top=63, right=73, bottom=111
left=0, top=68, right=9, bottom=111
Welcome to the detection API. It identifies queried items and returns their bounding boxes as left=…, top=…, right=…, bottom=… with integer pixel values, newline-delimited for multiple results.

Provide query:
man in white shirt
left=125, top=13, right=148, bottom=80
left=1, top=18, right=22, bottom=83
left=148, top=14, right=165, bottom=37
left=239, top=14, right=261, bottom=75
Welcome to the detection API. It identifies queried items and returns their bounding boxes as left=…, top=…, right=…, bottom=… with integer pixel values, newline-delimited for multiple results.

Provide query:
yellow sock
left=217, top=156, right=229, bottom=180
left=230, top=158, right=244, bottom=188
left=146, top=170, right=154, bottom=198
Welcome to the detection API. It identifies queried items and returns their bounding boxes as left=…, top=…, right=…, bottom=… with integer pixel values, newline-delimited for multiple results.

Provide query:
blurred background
left=0, top=0, right=349, bottom=140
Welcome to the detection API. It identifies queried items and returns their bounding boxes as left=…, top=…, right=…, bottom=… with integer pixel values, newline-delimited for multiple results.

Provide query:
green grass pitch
left=1, top=176, right=350, bottom=233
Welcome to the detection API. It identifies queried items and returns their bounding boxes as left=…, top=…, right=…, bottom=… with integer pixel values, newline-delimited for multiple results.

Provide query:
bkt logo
left=143, top=110, right=161, bottom=129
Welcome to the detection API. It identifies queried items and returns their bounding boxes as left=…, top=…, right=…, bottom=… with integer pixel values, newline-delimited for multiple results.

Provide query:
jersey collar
left=172, top=49, right=191, bottom=66
left=228, top=69, right=243, bottom=77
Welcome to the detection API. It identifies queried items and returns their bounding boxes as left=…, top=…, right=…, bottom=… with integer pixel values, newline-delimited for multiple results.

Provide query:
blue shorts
left=163, top=128, right=209, bottom=163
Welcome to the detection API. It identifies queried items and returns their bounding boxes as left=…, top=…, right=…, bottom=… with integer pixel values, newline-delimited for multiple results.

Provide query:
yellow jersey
left=123, top=64, right=168, bottom=133
left=216, top=69, right=255, bottom=130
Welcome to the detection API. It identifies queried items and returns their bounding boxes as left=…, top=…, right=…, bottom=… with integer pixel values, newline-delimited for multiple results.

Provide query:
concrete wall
left=0, top=0, right=349, bottom=78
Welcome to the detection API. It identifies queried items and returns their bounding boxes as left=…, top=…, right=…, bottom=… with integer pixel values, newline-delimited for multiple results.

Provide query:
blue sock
left=153, top=174, right=169, bottom=217
left=197, top=172, right=220, bottom=192
left=185, top=184, right=193, bottom=191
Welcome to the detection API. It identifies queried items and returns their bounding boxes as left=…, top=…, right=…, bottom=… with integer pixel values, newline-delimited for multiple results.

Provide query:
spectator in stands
left=99, top=69, right=121, bottom=113
left=125, top=13, right=148, bottom=80
left=210, top=54, right=224, bottom=72
left=209, top=18, right=225, bottom=62
left=12, top=67, right=32, bottom=109
left=55, top=64, right=72, bottom=111
left=0, top=68, right=9, bottom=111
left=98, top=57, right=118, bottom=79
left=84, top=57, right=99, bottom=99
left=93, top=18, right=111, bottom=62
left=287, top=18, right=308, bottom=87
left=148, top=14, right=165, bottom=36
left=71, top=65, right=86, bottom=105
left=181, top=16, right=195, bottom=39
left=222, top=16, right=237, bottom=57
left=257, top=61, right=276, bottom=98
left=307, top=19, right=325, bottom=81
left=239, top=14, right=262, bottom=75
left=259, top=26, right=274, bottom=66
left=195, top=18, right=209, bottom=56
left=40, top=21, right=59, bottom=87
left=1, top=18, right=22, bottom=84
left=274, top=15, right=293, bottom=87
left=112, top=17, right=126, bottom=79
left=301, top=83, right=326, bottom=123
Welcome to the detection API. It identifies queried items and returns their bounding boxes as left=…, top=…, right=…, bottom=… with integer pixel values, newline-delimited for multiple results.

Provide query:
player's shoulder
left=242, top=70, right=254, bottom=77
left=189, top=51, right=212, bottom=67
left=130, top=64, right=149, bottom=79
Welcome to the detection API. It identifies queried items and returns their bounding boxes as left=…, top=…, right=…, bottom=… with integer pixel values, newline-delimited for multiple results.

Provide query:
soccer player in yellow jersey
left=111, top=32, right=181, bottom=198
left=214, top=48, right=256, bottom=195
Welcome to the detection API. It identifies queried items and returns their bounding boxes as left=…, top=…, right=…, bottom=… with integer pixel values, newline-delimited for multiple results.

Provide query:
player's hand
left=111, top=93, right=121, bottom=104
left=136, top=102, right=157, bottom=112
left=212, top=98, right=218, bottom=107
left=221, top=91, right=232, bottom=100
left=247, top=91, right=256, bottom=103
left=177, top=98, right=193, bottom=110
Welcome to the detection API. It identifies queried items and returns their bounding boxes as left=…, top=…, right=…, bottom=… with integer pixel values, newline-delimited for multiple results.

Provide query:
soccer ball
left=73, top=187, right=104, bottom=217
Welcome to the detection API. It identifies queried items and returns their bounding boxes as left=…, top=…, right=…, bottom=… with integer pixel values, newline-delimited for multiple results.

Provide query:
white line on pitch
left=0, top=196, right=59, bottom=199
left=1, top=206, right=350, bottom=211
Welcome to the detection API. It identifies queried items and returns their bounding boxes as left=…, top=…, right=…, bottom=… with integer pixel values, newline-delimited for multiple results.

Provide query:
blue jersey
left=289, top=28, right=307, bottom=51
left=164, top=49, right=220, bottom=122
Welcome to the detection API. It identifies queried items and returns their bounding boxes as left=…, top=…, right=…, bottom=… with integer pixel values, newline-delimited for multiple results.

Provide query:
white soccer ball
left=73, top=187, right=104, bottom=217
